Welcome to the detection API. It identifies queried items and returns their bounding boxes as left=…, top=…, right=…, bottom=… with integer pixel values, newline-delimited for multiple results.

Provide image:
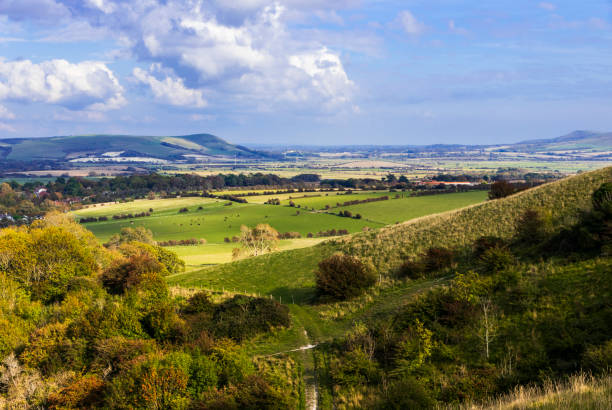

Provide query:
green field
left=75, top=190, right=489, bottom=267
left=170, top=166, right=611, bottom=301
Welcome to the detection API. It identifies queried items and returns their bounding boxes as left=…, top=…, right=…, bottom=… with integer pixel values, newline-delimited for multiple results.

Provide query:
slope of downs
left=0, top=133, right=264, bottom=161
left=168, top=167, right=612, bottom=296
left=342, top=166, right=612, bottom=274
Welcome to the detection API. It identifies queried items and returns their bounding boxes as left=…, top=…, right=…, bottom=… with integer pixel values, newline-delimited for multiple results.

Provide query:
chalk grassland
left=170, top=166, right=612, bottom=300
left=343, top=166, right=612, bottom=274
left=458, top=372, right=612, bottom=410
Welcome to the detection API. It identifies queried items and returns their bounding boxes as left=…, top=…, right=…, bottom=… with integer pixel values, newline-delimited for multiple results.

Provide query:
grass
left=339, top=191, right=488, bottom=224
left=75, top=191, right=489, bottom=266
left=343, top=166, right=612, bottom=274
left=455, top=372, right=612, bottom=410
left=177, top=166, right=611, bottom=301
left=75, top=200, right=378, bottom=244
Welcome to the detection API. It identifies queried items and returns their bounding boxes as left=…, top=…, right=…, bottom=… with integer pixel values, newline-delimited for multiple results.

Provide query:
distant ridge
left=0, top=133, right=271, bottom=162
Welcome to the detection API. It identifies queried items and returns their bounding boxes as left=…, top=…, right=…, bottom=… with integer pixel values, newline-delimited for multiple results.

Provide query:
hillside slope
left=510, top=130, right=612, bottom=152
left=343, top=166, right=612, bottom=273
left=172, top=167, right=612, bottom=294
left=0, top=133, right=266, bottom=162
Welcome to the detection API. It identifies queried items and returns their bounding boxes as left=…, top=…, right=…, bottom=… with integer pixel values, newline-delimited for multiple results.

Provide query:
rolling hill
left=0, top=133, right=268, bottom=162
left=508, top=130, right=612, bottom=153
left=169, top=166, right=612, bottom=298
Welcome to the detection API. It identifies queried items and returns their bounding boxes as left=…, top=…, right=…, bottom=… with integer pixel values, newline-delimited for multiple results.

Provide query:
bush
left=371, top=377, right=434, bottom=410
left=473, top=236, right=506, bottom=257
left=479, top=247, right=514, bottom=274
left=423, top=247, right=454, bottom=272
left=47, top=375, right=105, bottom=409
left=592, top=182, right=612, bottom=215
left=212, top=296, right=290, bottom=341
left=101, top=254, right=165, bottom=295
left=183, top=291, right=214, bottom=315
left=316, top=253, right=377, bottom=300
left=398, top=259, right=426, bottom=279
left=488, top=180, right=515, bottom=199
left=515, top=208, right=550, bottom=245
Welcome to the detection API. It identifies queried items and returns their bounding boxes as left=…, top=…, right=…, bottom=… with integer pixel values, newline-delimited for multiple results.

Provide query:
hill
left=508, top=130, right=612, bottom=153
left=169, top=166, right=612, bottom=297
left=0, top=133, right=268, bottom=162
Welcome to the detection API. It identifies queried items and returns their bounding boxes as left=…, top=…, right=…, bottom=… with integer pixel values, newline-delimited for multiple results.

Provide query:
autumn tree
left=237, top=224, right=279, bottom=257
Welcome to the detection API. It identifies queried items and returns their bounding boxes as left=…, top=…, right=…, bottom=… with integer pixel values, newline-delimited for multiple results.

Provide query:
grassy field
left=175, top=166, right=611, bottom=300
left=339, top=191, right=487, bottom=224
left=75, top=190, right=489, bottom=266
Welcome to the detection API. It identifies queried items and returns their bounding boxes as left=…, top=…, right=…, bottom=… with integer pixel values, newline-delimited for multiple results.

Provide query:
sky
left=0, top=0, right=611, bottom=145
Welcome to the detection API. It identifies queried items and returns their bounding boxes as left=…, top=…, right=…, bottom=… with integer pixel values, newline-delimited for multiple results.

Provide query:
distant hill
left=508, top=130, right=612, bottom=152
left=0, top=133, right=270, bottom=163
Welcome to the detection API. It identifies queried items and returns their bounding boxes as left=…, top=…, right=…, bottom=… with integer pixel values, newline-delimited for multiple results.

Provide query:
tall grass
left=342, top=166, right=612, bottom=275
left=452, top=372, right=612, bottom=410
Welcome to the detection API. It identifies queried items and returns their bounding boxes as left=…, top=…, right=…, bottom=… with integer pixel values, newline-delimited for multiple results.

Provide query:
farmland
left=73, top=190, right=488, bottom=267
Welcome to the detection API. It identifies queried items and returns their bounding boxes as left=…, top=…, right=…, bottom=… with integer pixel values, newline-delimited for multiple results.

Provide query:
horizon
left=0, top=128, right=605, bottom=148
left=1, top=1, right=612, bottom=144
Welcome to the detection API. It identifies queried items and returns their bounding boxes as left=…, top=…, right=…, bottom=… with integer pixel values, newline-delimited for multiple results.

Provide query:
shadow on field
left=270, top=286, right=316, bottom=305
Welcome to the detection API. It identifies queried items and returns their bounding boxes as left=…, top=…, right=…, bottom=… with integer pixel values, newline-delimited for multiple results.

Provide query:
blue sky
left=0, top=0, right=611, bottom=145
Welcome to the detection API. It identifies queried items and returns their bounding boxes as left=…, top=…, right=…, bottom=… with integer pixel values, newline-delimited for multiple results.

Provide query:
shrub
left=47, top=375, right=105, bottom=409
left=316, top=253, right=377, bottom=300
left=479, top=247, right=514, bottom=274
left=371, top=377, right=434, bottom=409
left=592, top=182, right=612, bottom=215
left=488, top=180, right=515, bottom=199
left=398, top=259, right=426, bottom=279
left=178, top=207, right=189, bottom=213
left=423, top=247, right=454, bottom=272
left=515, top=208, right=550, bottom=245
left=183, top=292, right=214, bottom=315
left=101, top=254, right=165, bottom=295
left=212, top=296, right=290, bottom=341
left=473, top=236, right=506, bottom=257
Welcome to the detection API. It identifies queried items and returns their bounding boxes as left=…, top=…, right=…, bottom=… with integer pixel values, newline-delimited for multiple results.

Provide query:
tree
left=237, top=224, right=279, bottom=257
left=488, top=180, right=515, bottom=199
left=315, top=253, right=377, bottom=300
left=476, top=297, right=498, bottom=360
left=106, top=226, right=156, bottom=248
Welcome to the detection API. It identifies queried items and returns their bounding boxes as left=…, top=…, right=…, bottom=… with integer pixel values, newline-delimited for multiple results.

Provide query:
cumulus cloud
left=0, top=59, right=125, bottom=110
left=1, top=0, right=356, bottom=113
left=0, top=104, right=15, bottom=119
left=397, top=10, right=426, bottom=35
left=133, top=66, right=207, bottom=107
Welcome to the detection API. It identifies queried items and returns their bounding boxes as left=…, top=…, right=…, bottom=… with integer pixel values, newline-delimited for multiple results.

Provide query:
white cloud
left=0, top=59, right=125, bottom=110
left=288, top=48, right=355, bottom=107
left=133, top=66, right=207, bottom=107
left=0, top=104, right=15, bottom=119
left=0, top=0, right=357, bottom=113
left=0, top=122, right=16, bottom=132
left=397, top=10, right=426, bottom=35
left=539, top=2, right=556, bottom=11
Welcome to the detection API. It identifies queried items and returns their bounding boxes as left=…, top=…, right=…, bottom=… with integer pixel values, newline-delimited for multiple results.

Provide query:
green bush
left=372, top=377, right=434, bottom=410
left=315, top=253, right=377, bottom=300
left=212, top=295, right=290, bottom=342
left=479, top=247, right=515, bottom=274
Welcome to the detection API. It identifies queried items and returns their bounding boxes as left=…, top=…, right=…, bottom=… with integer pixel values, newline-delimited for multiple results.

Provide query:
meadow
left=171, top=166, right=611, bottom=300
left=75, top=190, right=489, bottom=267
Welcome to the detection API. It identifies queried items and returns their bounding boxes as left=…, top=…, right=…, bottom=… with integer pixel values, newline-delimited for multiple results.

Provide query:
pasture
left=74, top=189, right=489, bottom=267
